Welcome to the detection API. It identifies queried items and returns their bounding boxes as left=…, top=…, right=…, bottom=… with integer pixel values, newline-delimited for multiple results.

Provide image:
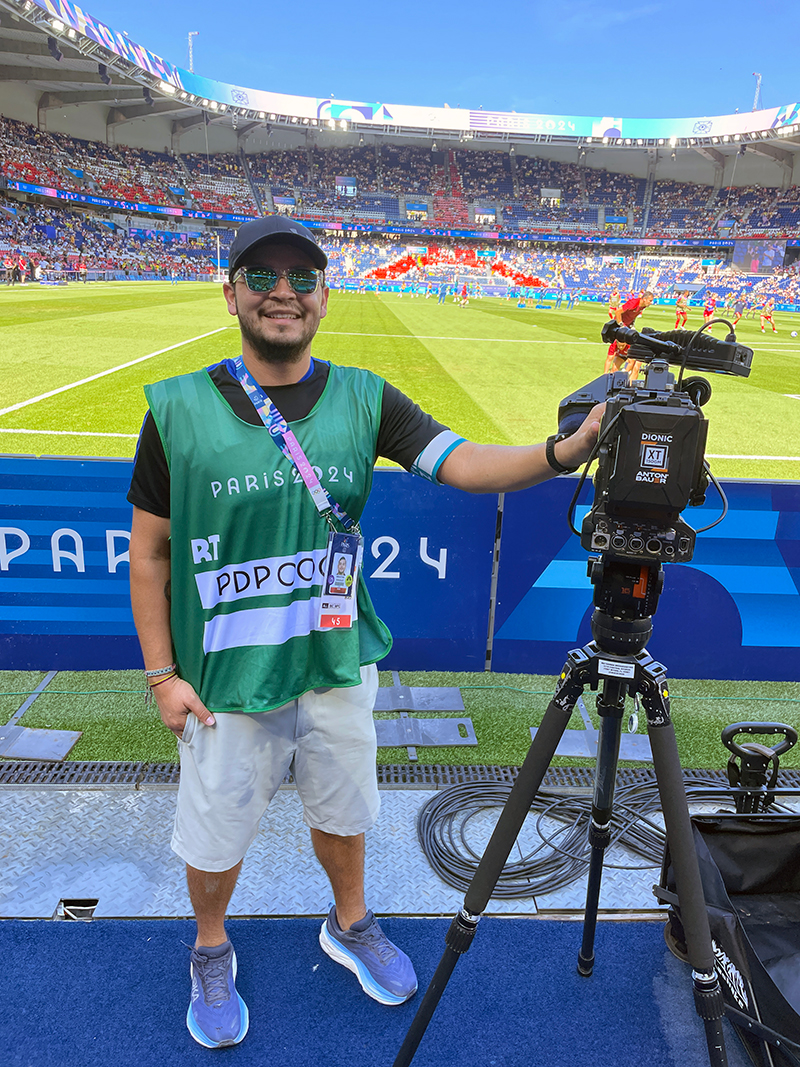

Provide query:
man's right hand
left=151, top=676, right=216, bottom=738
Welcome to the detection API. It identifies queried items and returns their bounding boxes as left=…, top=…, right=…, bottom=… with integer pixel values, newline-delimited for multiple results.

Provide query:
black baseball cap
left=227, top=216, right=328, bottom=277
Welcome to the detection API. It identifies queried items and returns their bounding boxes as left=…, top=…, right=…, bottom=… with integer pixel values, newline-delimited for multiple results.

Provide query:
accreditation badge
left=319, top=530, right=363, bottom=630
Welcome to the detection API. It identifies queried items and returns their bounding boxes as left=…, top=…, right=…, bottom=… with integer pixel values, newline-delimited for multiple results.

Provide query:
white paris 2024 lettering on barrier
left=0, top=527, right=131, bottom=573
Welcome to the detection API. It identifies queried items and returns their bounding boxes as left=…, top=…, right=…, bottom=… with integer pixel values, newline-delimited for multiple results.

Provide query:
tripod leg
left=392, top=651, right=590, bottom=1067
left=578, top=680, right=626, bottom=976
left=642, top=670, right=729, bottom=1067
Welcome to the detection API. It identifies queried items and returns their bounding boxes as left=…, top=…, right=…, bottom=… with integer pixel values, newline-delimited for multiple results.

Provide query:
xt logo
left=640, top=442, right=669, bottom=469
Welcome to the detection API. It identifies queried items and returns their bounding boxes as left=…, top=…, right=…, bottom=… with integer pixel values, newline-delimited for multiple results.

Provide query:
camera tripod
left=393, top=554, right=729, bottom=1067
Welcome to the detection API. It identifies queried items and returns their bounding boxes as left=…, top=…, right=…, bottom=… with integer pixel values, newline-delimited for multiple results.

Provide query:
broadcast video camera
left=558, top=321, right=753, bottom=566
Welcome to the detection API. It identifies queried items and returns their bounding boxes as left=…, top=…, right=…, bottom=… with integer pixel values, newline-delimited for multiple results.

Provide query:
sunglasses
left=232, top=266, right=323, bottom=294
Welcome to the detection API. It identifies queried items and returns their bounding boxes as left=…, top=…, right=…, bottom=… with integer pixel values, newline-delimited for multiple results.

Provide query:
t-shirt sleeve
left=377, top=382, right=465, bottom=483
left=127, top=411, right=170, bottom=517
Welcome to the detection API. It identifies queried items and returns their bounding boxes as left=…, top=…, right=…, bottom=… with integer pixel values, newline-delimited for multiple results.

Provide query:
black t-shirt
left=128, top=360, right=450, bottom=517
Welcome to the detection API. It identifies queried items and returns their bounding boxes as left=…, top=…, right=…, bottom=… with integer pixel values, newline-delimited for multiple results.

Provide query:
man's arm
left=129, top=505, right=215, bottom=736
left=437, top=404, right=604, bottom=494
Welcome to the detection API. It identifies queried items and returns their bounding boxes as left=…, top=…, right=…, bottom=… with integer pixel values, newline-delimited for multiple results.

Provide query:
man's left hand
left=555, top=402, right=606, bottom=470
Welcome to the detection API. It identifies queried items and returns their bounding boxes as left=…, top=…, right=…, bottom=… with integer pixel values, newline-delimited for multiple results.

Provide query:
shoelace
left=193, top=951, right=232, bottom=1005
left=352, top=923, right=398, bottom=965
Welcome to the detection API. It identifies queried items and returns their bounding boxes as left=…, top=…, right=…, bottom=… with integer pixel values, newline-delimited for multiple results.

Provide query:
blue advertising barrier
left=1, top=456, right=799, bottom=680
left=492, top=478, right=800, bottom=681
left=0, top=459, right=496, bottom=672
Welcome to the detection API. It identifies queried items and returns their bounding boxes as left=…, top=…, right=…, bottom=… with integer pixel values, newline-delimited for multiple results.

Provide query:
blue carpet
left=7, top=917, right=751, bottom=1067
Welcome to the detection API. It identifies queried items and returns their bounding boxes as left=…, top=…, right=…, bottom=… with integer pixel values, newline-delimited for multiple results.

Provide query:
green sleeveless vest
left=145, top=363, right=392, bottom=713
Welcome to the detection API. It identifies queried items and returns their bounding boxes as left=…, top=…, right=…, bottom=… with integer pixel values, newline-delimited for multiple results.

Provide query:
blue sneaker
left=319, top=907, right=417, bottom=1005
left=187, top=941, right=249, bottom=1048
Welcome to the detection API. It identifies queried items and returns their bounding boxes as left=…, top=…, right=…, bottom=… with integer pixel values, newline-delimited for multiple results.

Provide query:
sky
left=83, top=0, right=798, bottom=121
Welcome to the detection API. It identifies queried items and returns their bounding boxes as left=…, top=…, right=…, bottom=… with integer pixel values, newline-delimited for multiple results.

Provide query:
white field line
left=707, top=453, right=800, bottom=461
left=315, top=331, right=604, bottom=342
left=0, top=427, right=137, bottom=438
left=0, top=327, right=228, bottom=417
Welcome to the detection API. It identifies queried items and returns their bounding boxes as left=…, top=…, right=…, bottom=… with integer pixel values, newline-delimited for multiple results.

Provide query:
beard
left=237, top=305, right=317, bottom=365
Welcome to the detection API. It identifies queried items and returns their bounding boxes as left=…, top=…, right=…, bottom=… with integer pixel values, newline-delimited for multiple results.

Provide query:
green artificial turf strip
left=4, top=670, right=178, bottom=762
left=0, top=671, right=46, bottom=724
left=4, top=668, right=799, bottom=769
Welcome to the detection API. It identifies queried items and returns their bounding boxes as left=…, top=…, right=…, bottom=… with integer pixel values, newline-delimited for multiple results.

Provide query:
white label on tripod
left=598, top=659, right=636, bottom=679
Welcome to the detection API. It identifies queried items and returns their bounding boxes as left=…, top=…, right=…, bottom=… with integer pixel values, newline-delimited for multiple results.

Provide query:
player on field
left=732, top=295, right=746, bottom=326
left=607, top=290, right=654, bottom=380
left=702, top=293, right=717, bottom=324
left=604, top=338, right=631, bottom=373
left=608, top=287, right=621, bottom=319
left=760, top=298, right=778, bottom=333
left=675, top=292, right=689, bottom=328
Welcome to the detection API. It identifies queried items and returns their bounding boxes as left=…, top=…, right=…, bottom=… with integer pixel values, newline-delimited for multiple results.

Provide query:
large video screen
left=732, top=238, right=787, bottom=274
left=335, top=176, right=357, bottom=197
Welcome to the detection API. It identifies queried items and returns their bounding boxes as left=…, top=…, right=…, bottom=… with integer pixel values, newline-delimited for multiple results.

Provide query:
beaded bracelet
left=144, top=663, right=176, bottom=679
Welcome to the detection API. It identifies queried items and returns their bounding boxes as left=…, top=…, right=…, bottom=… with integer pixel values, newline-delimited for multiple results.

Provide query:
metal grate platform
left=2, top=759, right=789, bottom=789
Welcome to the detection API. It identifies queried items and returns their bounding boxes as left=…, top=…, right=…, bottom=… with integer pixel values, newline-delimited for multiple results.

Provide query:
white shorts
left=171, top=664, right=380, bottom=872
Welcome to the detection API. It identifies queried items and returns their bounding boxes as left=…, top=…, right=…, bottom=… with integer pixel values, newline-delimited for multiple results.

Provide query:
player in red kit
left=675, top=292, right=689, bottom=328
left=604, top=339, right=630, bottom=372
left=608, top=290, right=654, bottom=380
left=703, top=294, right=717, bottom=324
left=760, top=298, right=777, bottom=333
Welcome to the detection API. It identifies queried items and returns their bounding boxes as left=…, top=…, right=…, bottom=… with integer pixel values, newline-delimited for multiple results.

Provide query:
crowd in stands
left=583, top=169, right=646, bottom=209
left=3, top=112, right=800, bottom=291
left=516, top=157, right=583, bottom=202
left=2, top=188, right=799, bottom=308
left=381, top=145, right=434, bottom=195
left=456, top=150, right=513, bottom=198
left=0, top=197, right=220, bottom=277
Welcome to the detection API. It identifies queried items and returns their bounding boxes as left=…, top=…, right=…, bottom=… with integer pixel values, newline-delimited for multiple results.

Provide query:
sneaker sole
left=319, top=921, right=417, bottom=1006
left=187, top=951, right=250, bottom=1048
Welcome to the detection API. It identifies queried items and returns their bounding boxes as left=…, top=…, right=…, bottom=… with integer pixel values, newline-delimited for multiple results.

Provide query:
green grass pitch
left=1, top=282, right=799, bottom=767
left=1, top=281, right=800, bottom=480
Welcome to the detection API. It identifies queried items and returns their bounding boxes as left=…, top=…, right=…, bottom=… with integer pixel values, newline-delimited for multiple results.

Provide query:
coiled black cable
left=416, top=775, right=779, bottom=899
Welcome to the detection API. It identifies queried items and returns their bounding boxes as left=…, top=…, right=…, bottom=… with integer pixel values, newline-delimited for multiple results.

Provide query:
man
left=760, top=298, right=778, bottom=334
left=674, top=292, right=689, bottom=329
left=128, top=217, right=602, bottom=1050
left=609, top=289, right=654, bottom=380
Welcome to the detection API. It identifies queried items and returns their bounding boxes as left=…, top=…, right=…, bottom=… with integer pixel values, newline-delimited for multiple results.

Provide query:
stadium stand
left=0, top=93, right=799, bottom=302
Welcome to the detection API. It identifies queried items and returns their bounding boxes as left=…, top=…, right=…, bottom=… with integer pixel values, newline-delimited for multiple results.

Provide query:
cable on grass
left=416, top=775, right=794, bottom=899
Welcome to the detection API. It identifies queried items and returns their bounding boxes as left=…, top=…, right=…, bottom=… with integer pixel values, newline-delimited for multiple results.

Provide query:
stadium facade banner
left=1, top=458, right=798, bottom=681
left=29, top=0, right=800, bottom=140
left=492, top=478, right=800, bottom=682
left=0, top=460, right=496, bottom=673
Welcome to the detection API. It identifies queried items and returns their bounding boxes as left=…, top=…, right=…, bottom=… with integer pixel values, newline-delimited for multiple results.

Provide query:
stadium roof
left=1, top=0, right=800, bottom=175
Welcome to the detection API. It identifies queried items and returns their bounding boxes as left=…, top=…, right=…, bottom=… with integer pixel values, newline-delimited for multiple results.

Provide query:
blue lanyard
left=230, top=356, right=359, bottom=533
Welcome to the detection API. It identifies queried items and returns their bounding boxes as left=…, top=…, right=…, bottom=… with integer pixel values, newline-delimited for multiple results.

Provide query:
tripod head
left=588, top=555, right=663, bottom=658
